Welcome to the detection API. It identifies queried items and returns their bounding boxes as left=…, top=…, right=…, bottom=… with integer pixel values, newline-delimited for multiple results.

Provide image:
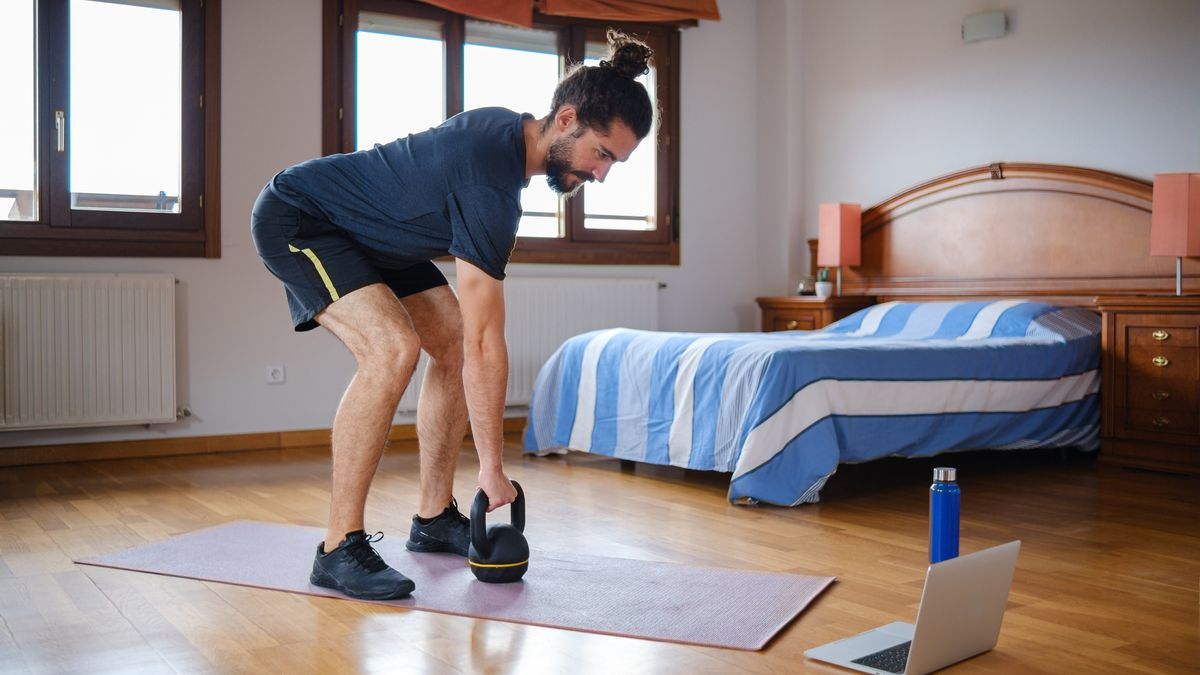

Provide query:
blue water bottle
left=929, top=467, right=960, bottom=564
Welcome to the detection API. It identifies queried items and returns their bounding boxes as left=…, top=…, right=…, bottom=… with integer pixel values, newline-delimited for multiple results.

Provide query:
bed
left=524, top=300, right=1100, bottom=505
left=522, top=163, right=1189, bottom=504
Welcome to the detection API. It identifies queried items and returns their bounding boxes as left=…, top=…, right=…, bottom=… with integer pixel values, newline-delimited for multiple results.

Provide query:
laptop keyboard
left=851, top=641, right=911, bottom=673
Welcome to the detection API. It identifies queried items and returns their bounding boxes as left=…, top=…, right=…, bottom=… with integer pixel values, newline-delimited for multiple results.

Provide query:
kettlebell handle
left=471, top=480, right=525, bottom=557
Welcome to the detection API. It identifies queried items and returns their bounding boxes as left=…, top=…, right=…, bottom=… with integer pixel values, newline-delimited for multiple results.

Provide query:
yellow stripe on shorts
left=288, top=243, right=340, bottom=301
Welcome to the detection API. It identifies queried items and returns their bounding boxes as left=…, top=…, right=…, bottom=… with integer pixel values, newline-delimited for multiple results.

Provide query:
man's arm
left=455, top=258, right=517, bottom=511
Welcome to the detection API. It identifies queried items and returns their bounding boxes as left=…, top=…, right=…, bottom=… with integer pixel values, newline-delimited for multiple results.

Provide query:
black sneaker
left=310, top=530, right=415, bottom=600
left=406, top=499, right=471, bottom=556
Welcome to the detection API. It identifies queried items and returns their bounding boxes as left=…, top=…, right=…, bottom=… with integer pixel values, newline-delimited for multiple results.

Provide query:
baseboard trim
left=0, top=418, right=528, bottom=468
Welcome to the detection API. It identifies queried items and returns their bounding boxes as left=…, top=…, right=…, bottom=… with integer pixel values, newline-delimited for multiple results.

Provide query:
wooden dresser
left=1096, top=296, right=1200, bottom=474
left=755, top=295, right=876, bottom=332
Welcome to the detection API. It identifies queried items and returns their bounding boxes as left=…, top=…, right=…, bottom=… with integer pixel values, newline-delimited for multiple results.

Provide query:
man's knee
left=318, top=284, right=423, bottom=376
left=366, top=327, right=423, bottom=376
left=407, top=291, right=464, bottom=369
left=423, top=319, right=464, bottom=372
left=333, top=315, right=422, bottom=377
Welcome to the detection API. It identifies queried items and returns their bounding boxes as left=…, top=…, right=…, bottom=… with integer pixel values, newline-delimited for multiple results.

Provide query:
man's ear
left=553, top=105, right=577, bottom=133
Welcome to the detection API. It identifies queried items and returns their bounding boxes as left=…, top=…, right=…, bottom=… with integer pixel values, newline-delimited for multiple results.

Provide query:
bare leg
left=401, top=285, right=469, bottom=518
left=315, top=283, right=421, bottom=553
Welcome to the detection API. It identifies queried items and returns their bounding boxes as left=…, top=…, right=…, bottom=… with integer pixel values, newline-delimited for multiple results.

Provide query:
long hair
left=544, top=30, right=655, bottom=140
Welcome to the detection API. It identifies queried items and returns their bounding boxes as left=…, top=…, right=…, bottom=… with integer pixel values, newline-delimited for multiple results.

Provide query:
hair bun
left=600, top=29, right=653, bottom=79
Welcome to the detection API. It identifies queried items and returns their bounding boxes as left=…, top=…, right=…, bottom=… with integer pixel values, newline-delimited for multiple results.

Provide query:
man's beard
left=545, top=133, right=592, bottom=196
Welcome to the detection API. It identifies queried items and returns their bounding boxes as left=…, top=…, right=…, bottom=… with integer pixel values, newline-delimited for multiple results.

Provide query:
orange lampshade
left=1151, top=173, right=1200, bottom=257
left=817, top=203, right=862, bottom=267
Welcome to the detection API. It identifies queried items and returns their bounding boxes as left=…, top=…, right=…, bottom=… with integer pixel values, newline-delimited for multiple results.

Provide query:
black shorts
left=250, top=185, right=448, bottom=332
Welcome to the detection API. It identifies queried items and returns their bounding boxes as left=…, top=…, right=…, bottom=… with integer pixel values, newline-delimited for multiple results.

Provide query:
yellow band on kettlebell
left=468, top=559, right=529, bottom=569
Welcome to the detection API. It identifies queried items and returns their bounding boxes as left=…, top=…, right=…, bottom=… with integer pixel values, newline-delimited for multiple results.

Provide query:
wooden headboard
left=834, top=162, right=1197, bottom=305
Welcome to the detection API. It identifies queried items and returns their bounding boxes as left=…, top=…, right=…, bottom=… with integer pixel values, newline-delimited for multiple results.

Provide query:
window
left=465, top=20, right=560, bottom=239
left=0, top=0, right=220, bottom=258
left=356, top=11, right=445, bottom=149
left=324, top=0, right=680, bottom=265
left=580, top=33, right=657, bottom=238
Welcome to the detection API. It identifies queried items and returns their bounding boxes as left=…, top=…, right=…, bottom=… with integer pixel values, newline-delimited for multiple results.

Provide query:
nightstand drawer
left=1125, top=408, right=1200, bottom=435
left=756, top=296, right=875, bottom=332
left=1127, top=378, right=1198, bottom=412
left=772, top=314, right=817, bottom=331
left=1097, top=295, right=1200, bottom=475
left=1128, top=325, right=1199, bottom=347
left=1125, top=346, right=1198, bottom=380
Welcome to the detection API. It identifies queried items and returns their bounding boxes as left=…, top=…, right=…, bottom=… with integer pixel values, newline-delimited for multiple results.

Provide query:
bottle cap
left=933, top=467, right=956, bottom=482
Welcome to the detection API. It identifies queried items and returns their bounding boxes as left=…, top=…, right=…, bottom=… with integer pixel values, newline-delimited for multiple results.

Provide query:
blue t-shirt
left=269, top=107, right=529, bottom=279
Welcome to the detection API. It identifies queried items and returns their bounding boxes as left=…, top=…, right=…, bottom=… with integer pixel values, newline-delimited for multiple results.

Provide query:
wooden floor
left=0, top=438, right=1196, bottom=674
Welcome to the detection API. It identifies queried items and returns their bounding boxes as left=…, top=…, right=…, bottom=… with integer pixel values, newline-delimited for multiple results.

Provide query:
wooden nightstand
left=1096, top=295, right=1200, bottom=475
left=755, top=295, right=875, bottom=332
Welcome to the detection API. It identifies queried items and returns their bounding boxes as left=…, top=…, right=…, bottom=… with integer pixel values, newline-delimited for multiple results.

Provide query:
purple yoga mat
left=76, top=520, right=834, bottom=650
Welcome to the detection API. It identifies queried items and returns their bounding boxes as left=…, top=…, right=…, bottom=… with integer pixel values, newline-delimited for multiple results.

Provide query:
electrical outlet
left=266, top=364, right=286, bottom=385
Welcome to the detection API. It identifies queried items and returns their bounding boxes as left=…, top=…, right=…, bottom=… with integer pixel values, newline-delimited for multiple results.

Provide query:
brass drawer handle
left=785, top=320, right=798, bottom=330
left=1151, top=356, right=1169, bottom=367
left=1151, top=329, right=1169, bottom=341
left=1153, top=416, right=1170, bottom=428
left=1152, top=390, right=1170, bottom=401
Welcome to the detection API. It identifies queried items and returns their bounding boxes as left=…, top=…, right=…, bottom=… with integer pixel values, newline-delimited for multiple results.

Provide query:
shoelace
left=344, top=531, right=388, bottom=573
left=445, top=499, right=469, bottom=528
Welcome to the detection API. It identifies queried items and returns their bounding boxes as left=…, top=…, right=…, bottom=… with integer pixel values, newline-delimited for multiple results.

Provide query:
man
left=251, top=31, right=655, bottom=599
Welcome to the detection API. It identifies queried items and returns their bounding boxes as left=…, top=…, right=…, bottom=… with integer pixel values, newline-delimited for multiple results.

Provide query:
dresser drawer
left=1128, top=324, right=1199, bottom=347
left=1126, top=378, right=1199, bottom=412
left=1125, top=346, right=1198, bottom=381
left=1125, top=408, right=1200, bottom=435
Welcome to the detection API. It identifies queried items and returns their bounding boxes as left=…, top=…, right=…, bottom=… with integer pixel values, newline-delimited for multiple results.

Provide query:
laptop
left=805, top=540, right=1021, bottom=675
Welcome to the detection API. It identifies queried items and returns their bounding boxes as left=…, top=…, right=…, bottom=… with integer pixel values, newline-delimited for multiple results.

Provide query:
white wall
left=755, top=0, right=807, bottom=297
left=793, top=0, right=1200, bottom=292
left=0, top=0, right=761, bottom=448
left=672, top=0, right=763, bottom=328
left=7, top=0, right=1196, bottom=449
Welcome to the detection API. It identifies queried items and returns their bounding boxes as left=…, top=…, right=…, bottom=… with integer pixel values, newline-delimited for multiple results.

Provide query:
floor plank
left=0, top=439, right=1196, bottom=673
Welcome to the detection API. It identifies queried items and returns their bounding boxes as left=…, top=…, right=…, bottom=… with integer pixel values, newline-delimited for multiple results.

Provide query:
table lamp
left=817, top=202, right=862, bottom=296
left=1150, top=173, right=1199, bottom=296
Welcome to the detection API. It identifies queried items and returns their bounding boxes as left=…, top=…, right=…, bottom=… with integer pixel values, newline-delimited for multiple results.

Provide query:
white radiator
left=396, top=276, right=659, bottom=411
left=0, top=274, right=176, bottom=431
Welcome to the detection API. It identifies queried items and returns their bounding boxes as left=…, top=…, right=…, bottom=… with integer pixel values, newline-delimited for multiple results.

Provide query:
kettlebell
left=468, top=480, right=528, bottom=583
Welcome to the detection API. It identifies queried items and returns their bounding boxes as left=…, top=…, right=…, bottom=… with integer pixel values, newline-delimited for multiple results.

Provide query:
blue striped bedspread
left=523, top=300, right=1101, bottom=506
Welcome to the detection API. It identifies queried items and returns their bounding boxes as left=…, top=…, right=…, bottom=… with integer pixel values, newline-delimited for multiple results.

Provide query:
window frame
left=323, top=0, right=680, bottom=266
left=1, top=0, right=221, bottom=258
